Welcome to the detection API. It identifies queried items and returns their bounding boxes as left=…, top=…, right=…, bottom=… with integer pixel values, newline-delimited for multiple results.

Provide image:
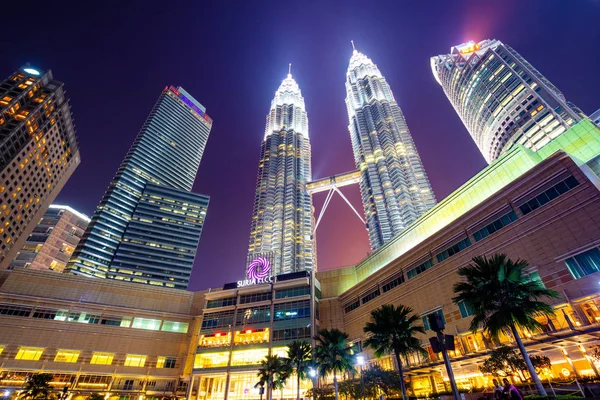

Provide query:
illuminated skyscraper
left=431, top=39, right=584, bottom=163
left=0, top=66, right=80, bottom=269
left=67, top=86, right=212, bottom=289
left=247, top=69, right=314, bottom=276
left=345, top=47, right=436, bottom=250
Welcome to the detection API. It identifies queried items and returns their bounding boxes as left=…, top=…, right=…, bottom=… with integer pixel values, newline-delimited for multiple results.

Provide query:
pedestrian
left=502, top=378, right=523, bottom=400
left=492, top=379, right=503, bottom=400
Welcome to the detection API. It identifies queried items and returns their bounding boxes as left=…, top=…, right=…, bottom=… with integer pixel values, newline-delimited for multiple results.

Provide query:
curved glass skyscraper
left=431, top=39, right=583, bottom=163
left=67, top=86, right=212, bottom=289
left=345, top=49, right=436, bottom=250
left=247, top=71, right=314, bottom=276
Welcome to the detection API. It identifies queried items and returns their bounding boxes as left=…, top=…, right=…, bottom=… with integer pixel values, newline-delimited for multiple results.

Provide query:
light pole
left=356, top=356, right=365, bottom=400
left=308, top=368, right=317, bottom=400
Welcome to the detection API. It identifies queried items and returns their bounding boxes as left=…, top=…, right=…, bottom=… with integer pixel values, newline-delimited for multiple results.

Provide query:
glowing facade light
left=23, top=68, right=40, bottom=76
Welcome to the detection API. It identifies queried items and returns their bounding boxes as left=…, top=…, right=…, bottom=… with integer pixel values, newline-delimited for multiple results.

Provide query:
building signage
left=236, top=257, right=272, bottom=287
left=236, top=276, right=274, bottom=287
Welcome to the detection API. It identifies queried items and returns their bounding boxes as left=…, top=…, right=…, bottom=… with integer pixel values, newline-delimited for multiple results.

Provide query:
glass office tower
left=431, top=39, right=584, bottom=163
left=247, top=71, right=315, bottom=276
left=67, top=86, right=212, bottom=289
left=0, top=66, right=80, bottom=269
left=345, top=49, right=436, bottom=250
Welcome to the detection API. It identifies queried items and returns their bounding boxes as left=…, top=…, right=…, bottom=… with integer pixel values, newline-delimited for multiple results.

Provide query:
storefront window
left=230, top=348, right=269, bottom=366
left=195, top=351, right=230, bottom=368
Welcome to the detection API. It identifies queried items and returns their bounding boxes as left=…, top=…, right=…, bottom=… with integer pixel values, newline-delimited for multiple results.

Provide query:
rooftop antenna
left=351, top=40, right=356, bottom=51
left=288, top=63, right=292, bottom=77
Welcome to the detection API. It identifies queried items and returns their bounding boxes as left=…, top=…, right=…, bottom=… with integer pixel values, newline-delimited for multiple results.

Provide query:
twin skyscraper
left=247, top=47, right=437, bottom=277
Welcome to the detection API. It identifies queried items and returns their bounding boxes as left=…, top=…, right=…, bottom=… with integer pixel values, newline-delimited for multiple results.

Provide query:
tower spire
left=351, top=40, right=356, bottom=52
left=288, top=63, right=292, bottom=78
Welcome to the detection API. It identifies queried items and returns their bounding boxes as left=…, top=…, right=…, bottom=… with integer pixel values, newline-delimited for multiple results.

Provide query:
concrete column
left=186, top=376, right=195, bottom=400
left=561, top=347, right=585, bottom=397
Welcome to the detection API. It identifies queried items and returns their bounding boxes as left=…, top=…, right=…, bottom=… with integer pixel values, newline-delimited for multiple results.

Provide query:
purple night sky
left=2, top=1, right=599, bottom=290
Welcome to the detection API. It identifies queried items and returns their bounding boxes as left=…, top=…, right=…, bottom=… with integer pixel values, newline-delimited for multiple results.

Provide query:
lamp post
left=308, top=368, right=317, bottom=400
left=356, top=356, right=365, bottom=400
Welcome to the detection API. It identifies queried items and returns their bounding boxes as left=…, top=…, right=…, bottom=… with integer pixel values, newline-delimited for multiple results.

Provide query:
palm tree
left=363, top=304, right=426, bottom=400
left=286, top=340, right=312, bottom=400
left=256, top=354, right=292, bottom=400
left=452, top=254, right=558, bottom=396
left=19, top=373, right=53, bottom=400
left=314, top=328, right=355, bottom=400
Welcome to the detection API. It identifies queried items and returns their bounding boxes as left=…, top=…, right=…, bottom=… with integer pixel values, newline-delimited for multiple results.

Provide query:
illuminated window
left=161, top=321, right=189, bottom=333
left=15, top=347, right=44, bottom=360
left=0, top=345, right=4, bottom=355
left=194, top=351, right=230, bottom=368
left=124, top=354, right=146, bottom=367
left=231, top=348, right=269, bottom=366
left=132, top=317, right=161, bottom=330
left=54, top=350, right=80, bottom=363
left=90, top=352, right=114, bottom=365
left=156, top=356, right=177, bottom=369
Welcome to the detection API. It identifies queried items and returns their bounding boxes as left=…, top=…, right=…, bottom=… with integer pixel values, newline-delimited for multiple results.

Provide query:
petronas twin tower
left=247, top=48, right=436, bottom=277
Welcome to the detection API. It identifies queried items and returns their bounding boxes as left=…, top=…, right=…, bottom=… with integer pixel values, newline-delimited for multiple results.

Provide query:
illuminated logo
left=237, top=257, right=273, bottom=287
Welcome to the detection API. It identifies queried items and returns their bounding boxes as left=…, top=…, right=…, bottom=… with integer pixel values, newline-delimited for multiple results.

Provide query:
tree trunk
left=268, top=378, right=273, bottom=400
left=297, top=369, right=301, bottom=400
left=334, top=370, right=339, bottom=400
left=395, top=350, right=408, bottom=400
left=511, top=325, right=547, bottom=396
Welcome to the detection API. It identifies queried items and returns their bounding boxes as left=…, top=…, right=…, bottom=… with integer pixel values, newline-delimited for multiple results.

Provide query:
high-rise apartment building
left=345, top=48, right=436, bottom=250
left=0, top=66, right=80, bottom=269
left=247, top=71, right=315, bottom=277
left=8, top=204, right=89, bottom=272
left=67, top=86, right=212, bottom=289
left=431, top=39, right=584, bottom=163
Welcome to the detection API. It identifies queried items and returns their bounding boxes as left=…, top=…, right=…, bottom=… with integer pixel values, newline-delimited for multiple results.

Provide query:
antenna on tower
left=288, top=63, right=292, bottom=77
left=351, top=40, right=356, bottom=51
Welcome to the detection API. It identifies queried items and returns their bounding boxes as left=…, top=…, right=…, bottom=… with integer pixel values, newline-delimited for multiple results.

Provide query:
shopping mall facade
left=1, top=121, right=600, bottom=400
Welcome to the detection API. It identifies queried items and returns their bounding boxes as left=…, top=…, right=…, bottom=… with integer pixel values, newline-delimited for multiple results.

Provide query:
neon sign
left=237, top=257, right=273, bottom=287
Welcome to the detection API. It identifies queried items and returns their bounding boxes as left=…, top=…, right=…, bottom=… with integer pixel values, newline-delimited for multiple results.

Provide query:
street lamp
left=308, top=368, right=317, bottom=400
left=356, top=356, right=365, bottom=400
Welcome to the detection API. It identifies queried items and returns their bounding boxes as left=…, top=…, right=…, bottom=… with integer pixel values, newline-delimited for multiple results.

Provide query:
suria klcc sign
left=237, top=257, right=273, bottom=287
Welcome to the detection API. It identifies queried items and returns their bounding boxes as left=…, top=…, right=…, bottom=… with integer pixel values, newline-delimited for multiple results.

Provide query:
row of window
left=518, top=176, right=579, bottom=216
left=436, top=237, right=472, bottom=263
left=206, top=286, right=310, bottom=309
left=473, top=210, right=518, bottom=242
left=406, top=259, right=433, bottom=280
left=0, top=305, right=189, bottom=333
left=201, top=300, right=312, bottom=329
left=361, top=288, right=380, bottom=305
left=4, top=346, right=176, bottom=368
left=272, top=327, right=311, bottom=341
